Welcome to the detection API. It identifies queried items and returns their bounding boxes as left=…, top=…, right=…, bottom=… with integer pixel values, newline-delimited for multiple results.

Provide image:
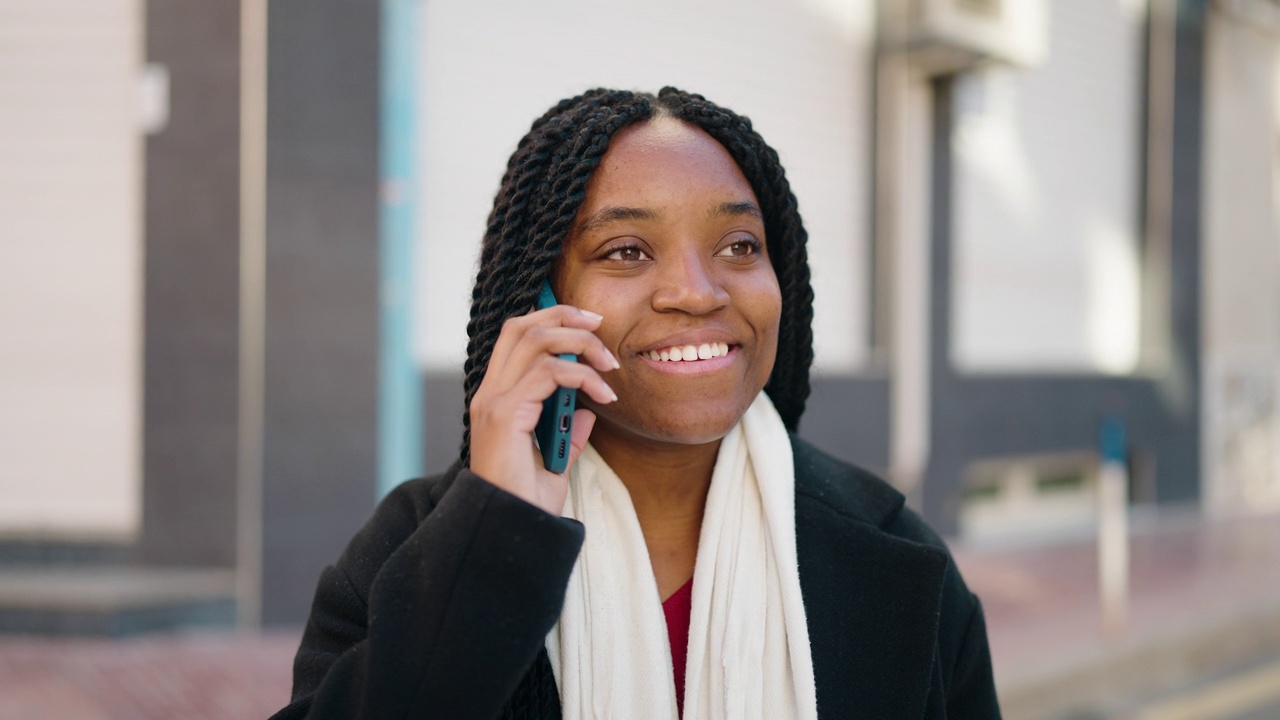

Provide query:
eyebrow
left=712, top=201, right=763, bottom=221
left=576, top=201, right=762, bottom=235
left=575, top=206, right=660, bottom=235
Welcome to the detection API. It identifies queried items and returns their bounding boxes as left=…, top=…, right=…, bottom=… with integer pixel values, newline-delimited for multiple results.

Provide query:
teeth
left=645, top=342, right=731, bottom=362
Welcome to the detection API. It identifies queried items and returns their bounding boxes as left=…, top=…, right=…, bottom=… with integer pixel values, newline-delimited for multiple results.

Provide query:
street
left=1113, top=657, right=1280, bottom=720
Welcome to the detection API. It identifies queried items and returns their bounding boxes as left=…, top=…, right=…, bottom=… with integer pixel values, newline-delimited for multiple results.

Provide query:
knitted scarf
left=547, top=393, right=819, bottom=720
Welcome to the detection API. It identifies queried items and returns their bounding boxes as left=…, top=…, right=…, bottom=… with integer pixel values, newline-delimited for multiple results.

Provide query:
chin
left=590, top=398, right=750, bottom=448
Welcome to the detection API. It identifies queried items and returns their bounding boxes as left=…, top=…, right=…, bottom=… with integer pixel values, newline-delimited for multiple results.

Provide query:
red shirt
left=662, top=578, right=694, bottom=718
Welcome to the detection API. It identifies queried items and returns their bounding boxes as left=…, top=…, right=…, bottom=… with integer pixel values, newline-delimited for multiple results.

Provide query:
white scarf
left=546, top=393, right=819, bottom=720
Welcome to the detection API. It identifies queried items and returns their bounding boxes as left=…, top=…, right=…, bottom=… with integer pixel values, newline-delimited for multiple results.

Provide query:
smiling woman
left=552, top=116, right=781, bottom=455
left=271, top=88, right=1001, bottom=720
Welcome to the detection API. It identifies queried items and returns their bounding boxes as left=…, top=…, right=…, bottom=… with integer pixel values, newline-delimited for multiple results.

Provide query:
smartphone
left=534, top=281, right=577, bottom=473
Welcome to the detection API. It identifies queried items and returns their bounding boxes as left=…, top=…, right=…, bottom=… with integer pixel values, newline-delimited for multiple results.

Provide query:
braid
left=461, top=87, right=815, bottom=463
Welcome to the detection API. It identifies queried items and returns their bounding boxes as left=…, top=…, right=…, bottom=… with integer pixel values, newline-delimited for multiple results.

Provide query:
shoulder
left=788, top=437, right=997, bottom=712
left=788, top=433, right=978, bottom=612
left=788, top=435, right=990, bottom=693
left=790, top=434, right=907, bottom=532
left=331, top=463, right=464, bottom=600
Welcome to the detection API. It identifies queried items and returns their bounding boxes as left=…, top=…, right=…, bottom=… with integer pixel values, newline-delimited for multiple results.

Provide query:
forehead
left=579, top=117, right=759, bottom=212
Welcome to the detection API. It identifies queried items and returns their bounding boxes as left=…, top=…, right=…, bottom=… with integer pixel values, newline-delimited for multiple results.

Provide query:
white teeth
left=645, top=342, right=733, bottom=362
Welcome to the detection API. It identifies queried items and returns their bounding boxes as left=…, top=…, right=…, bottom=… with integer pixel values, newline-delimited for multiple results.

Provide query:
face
left=553, top=116, right=782, bottom=447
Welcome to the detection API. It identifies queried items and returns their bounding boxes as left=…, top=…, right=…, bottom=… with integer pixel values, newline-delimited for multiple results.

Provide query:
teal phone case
left=534, top=282, right=577, bottom=473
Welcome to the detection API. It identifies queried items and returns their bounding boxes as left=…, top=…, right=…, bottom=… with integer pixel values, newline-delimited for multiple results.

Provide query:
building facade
left=1, top=0, right=1276, bottom=628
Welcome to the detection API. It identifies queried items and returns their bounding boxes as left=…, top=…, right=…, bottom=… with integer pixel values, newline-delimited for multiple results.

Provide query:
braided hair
left=461, top=87, right=814, bottom=465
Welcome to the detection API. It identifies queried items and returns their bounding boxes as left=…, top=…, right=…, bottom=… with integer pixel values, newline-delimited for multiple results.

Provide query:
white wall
left=0, top=0, right=143, bottom=537
left=417, top=0, right=875, bottom=374
left=1201, top=6, right=1280, bottom=513
left=950, top=0, right=1145, bottom=373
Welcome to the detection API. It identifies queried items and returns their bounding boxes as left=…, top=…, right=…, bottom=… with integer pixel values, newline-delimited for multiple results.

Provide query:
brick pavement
left=0, top=631, right=298, bottom=720
left=954, top=508, right=1280, bottom=719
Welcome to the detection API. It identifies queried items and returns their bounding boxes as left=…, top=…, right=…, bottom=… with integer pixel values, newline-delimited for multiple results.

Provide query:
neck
left=588, top=421, right=720, bottom=598
left=590, top=425, right=719, bottom=519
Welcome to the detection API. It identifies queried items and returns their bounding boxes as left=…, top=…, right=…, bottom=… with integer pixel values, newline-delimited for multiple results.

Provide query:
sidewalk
left=0, top=508, right=1277, bottom=720
left=0, top=630, right=297, bottom=720
left=954, top=507, right=1280, bottom=720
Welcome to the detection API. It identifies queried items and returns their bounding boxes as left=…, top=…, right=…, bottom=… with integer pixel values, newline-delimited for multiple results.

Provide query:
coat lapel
left=505, top=439, right=951, bottom=719
left=792, top=437, right=950, bottom=720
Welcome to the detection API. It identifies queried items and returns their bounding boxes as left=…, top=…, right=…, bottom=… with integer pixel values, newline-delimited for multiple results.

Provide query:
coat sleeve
left=268, top=470, right=584, bottom=720
left=881, top=503, right=1002, bottom=718
left=945, top=593, right=1001, bottom=718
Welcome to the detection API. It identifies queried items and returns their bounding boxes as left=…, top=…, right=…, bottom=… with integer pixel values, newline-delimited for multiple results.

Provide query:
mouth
left=639, top=341, right=734, bottom=363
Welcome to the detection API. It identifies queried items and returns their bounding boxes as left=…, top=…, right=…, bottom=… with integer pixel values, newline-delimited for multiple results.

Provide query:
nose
left=651, top=247, right=730, bottom=315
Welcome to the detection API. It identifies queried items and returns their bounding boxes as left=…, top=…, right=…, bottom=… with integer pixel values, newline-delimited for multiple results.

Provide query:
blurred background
left=1, top=0, right=1278, bottom=717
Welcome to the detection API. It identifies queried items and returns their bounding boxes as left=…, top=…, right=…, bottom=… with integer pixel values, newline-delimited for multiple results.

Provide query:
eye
left=603, top=244, right=651, bottom=262
left=715, top=237, right=763, bottom=259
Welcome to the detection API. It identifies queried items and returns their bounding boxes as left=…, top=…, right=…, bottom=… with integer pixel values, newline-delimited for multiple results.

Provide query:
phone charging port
left=559, top=413, right=571, bottom=432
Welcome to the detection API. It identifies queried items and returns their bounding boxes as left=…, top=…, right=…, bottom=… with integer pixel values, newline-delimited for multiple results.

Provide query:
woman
left=271, top=87, right=999, bottom=719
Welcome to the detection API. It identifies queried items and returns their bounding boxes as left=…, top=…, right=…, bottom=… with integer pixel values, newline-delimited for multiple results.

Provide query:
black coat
left=270, top=436, right=1000, bottom=719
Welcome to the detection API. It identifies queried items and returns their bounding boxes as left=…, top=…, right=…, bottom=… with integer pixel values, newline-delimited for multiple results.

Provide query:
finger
left=562, top=408, right=597, bottom=475
left=540, top=303, right=604, bottom=329
left=488, top=305, right=605, bottom=378
left=507, top=356, right=617, bottom=409
left=506, top=326, right=619, bottom=376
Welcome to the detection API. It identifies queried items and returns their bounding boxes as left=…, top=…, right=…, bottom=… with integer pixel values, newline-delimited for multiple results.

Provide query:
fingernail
left=607, top=385, right=618, bottom=403
left=579, top=309, right=603, bottom=322
left=608, top=350, right=621, bottom=369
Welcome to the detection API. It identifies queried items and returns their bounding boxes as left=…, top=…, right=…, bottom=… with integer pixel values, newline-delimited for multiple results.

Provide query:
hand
left=468, top=304, right=619, bottom=515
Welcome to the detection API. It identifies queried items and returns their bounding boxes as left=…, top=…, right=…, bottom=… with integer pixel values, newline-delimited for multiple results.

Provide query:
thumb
left=562, top=408, right=597, bottom=474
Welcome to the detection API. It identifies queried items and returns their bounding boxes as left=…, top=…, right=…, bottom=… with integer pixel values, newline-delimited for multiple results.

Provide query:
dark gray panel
left=923, top=75, right=962, bottom=532
left=140, top=0, right=241, bottom=566
left=1163, top=0, right=1206, bottom=502
left=796, top=376, right=891, bottom=474
left=261, top=0, right=381, bottom=625
left=423, top=372, right=467, bottom=475
left=0, top=601, right=235, bottom=637
left=0, top=541, right=133, bottom=566
left=923, top=376, right=1197, bottom=533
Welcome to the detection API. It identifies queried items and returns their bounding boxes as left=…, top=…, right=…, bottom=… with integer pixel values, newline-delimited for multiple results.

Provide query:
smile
left=640, top=342, right=732, bottom=362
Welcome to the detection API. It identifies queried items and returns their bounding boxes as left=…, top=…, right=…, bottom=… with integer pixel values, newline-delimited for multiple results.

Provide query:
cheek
left=552, top=266, right=597, bottom=313
left=558, top=281, right=635, bottom=354
left=744, top=276, right=783, bottom=376
left=550, top=264, right=580, bottom=310
left=760, top=303, right=782, bottom=372
left=562, top=283, right=624, bottom=324
left=754, top=271, right=783, bottom=331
